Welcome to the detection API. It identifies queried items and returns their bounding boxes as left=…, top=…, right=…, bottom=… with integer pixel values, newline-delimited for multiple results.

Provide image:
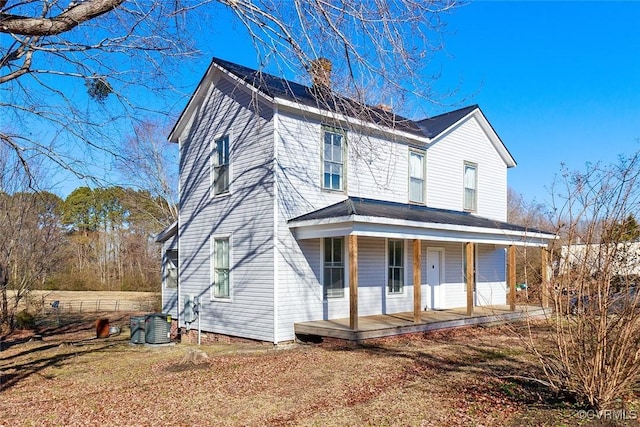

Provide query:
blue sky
left=187, top=1, right=640, bottom=206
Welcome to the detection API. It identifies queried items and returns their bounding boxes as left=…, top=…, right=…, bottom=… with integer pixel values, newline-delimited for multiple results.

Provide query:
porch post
left=348, top=234, right=358, bottom=330
left=466, top=242, right=474, bottom=316
left=413, top=239, right=421, bottom=323
left=540, top=246, right=550, bottom=308
left=508, top=245, right=516, bottom=311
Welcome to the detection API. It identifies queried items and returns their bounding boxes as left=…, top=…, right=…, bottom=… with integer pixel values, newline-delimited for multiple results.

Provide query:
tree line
left=0, top=184, right=174, bottom=329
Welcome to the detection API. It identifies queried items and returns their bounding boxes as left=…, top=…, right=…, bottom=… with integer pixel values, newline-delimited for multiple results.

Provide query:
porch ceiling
left=288, top=198, right=556, bottom=247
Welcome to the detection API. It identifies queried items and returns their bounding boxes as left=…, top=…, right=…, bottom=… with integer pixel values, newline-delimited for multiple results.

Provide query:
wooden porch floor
left=294, top=305, right=550, bottom=341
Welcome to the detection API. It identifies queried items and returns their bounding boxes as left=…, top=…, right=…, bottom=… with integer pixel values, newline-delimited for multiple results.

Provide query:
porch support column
left=466, top=242, right=474, bottom=316
left=540, top=246, right=550, bottom=309
left=508, top=245, right=516, bottom=311
left=348, top=234, right=358, bottom=330
left=413, top=239, right=422, bottom=323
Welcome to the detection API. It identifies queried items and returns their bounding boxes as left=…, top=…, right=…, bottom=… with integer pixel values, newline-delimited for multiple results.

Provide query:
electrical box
left=183, top=294, right=196, bottom=324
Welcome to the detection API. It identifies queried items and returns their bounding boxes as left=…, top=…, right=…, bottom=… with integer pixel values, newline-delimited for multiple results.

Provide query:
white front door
left=426, top=249, right=442, bottom=309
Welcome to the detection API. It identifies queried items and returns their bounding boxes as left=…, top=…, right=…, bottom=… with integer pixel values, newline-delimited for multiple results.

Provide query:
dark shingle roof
left=416, top=105, right=478, bottom=138
left=211, top=57, right=477, bottom=140
left=289, top=197, right=549, bottom=235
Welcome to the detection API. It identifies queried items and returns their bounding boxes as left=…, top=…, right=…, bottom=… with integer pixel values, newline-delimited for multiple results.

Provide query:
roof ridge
left=210, top=57, right=482, bottom=140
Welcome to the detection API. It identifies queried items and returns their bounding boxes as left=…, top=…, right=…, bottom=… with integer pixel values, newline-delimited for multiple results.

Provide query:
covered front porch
left=289, top=198, right=557, bottom=337
left=294, top=304, right=550, bottom=341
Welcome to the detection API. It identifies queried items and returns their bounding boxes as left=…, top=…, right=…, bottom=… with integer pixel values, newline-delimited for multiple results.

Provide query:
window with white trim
left=323, top=237, right=344, bottom=298
left=322, top=127, right=346, bottom=191
left=165, top=250, right=178, bottom=289
left=212, top=237, right=230, bottom=299
left=212, top=135, right=230, bottom=195
left=463, top=162, right=477, bottom=211
left=409, top=150, right=425, bottom=204
left=387, top=239, right=404, bottom=294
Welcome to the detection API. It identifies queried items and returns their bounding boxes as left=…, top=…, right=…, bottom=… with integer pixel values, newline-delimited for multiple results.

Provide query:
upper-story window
left=322, top=127, right=346, bottom=191
left=463, top=162, right=477, bottom=211
left=409, top=150, right=425, bottom=204
left=212, top=135, right=230, bottom=195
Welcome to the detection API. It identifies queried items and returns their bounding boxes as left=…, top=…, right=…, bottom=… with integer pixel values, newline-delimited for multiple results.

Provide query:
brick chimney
left=310, top=58, right=332, bottom=90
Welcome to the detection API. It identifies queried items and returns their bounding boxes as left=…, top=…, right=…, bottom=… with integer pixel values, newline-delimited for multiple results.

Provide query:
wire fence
left=42, top=299, right=158, bottom=314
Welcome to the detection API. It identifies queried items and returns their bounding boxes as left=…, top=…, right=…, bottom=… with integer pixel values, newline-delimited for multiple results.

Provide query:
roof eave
left=429, top=107, right=517, bottom=168
left=289, top=215, right=557, bottom=246
left=168, top=59, right=275, bottom=143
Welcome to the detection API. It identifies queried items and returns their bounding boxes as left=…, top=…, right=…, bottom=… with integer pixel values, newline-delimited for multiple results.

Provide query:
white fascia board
left=168, top=61, right=275, bottom=143
left=429, top=108, right=516, bottom=168
left=155, top=221, right=177, bottom=243
left=273, top=97, right=431, bottom=146
left=290, top=215, right=556, bottom=246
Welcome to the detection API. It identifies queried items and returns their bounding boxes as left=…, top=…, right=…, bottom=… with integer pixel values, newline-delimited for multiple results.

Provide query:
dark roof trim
left=155, top=221, right=177, bottom=243
left=289, top=197, right=553, bottom=236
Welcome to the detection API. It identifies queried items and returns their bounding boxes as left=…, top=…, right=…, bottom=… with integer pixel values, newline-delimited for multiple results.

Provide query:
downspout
left=272, top=104, right=280, bottom=345
left=177, top=136, right=182, bottom=337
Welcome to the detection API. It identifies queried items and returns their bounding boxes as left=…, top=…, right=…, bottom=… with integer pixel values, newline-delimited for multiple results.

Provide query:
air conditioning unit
left=130, top=316, right=146, bottom=344
left=144, top=313, right=171, bottom=344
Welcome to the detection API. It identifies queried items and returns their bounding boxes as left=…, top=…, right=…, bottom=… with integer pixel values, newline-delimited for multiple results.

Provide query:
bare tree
left=0, top=146, right=65, bottom=331
left=2, top=0, right=459, bottom=182
left=528, top=151, right=640, bottom=409
left=114, top=120, right=178, bottom=225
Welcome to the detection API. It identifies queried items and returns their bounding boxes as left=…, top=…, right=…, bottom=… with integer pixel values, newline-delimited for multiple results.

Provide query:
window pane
left=410, top=179, right=424, bottom=203
left=333, top=237, right=343, bottom=263
left=331, top=172, right=341, bottom=190
left=409, top=152, right=425, bottom=203
left=324, top=238, right=344, bottom=298
left=332, top=143, right=342, bottom=162
left=410, top=152, right=424, bottom=179
left=322, top=130, right=345, bottom=190
left=464, top=165, right=476, bottom=188
left=213, top=238, right=230, bottom=298
left=324, top=143, right=332, bottom=161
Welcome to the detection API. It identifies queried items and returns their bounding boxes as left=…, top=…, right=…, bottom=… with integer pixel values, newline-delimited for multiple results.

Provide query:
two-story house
left=157, top=57, right=555, bottom=344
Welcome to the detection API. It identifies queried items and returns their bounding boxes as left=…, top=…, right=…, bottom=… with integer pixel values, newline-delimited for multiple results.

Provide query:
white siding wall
left=179, top=74, right=275, bottom=342
left=426, top=117, right=508, bottom=221
left=476, top=244, right=507, bottom=305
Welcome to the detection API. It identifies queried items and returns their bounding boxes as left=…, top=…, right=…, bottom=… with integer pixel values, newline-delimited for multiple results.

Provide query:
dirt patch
left=0, top=315, right=638, bottom=426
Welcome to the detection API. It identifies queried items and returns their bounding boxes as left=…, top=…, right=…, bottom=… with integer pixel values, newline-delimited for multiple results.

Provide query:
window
left=409, top=150, right=425, bottom=203
left=388, top=240, right=404, bottom=294
left=165, top=250, right=178, bottom=289
left=323, top=237, right=344, bottom=298
left=212, top=237, right=230, bottom=299
left=212, top=135, right=230, bottom=195
left=463, top=162, right=477, bottom=211
left=322, top=128, right=345, bottom=191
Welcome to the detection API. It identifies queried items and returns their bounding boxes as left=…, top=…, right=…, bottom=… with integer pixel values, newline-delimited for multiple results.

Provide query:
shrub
left=15, top=310, right=36, bottom=329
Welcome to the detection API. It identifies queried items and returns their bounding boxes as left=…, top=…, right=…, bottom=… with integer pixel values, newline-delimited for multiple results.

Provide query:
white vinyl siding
left=323, top=237, right=345, bottom=298
left=212, top=237, right=230, bottom=299
left=212, top=135, right=230, bottom=195
left=463, top=162, right=477, bottom=211
left=409, top=150, right=425, bottom=204
left=179, top=74, right=275, bottom=342
left=387, top=239, right=404, bottom=294
left=322, top=127, right=346, bottom=191
left=426, top=116, right=507, bottom=221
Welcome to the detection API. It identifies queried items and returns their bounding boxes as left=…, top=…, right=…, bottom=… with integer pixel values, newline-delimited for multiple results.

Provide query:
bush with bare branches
left=530, top=151, right=640, bottom=409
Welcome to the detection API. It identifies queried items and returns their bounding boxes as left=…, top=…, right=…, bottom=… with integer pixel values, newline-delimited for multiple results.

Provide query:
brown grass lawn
left=1, top=314, right=638, bottom=427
